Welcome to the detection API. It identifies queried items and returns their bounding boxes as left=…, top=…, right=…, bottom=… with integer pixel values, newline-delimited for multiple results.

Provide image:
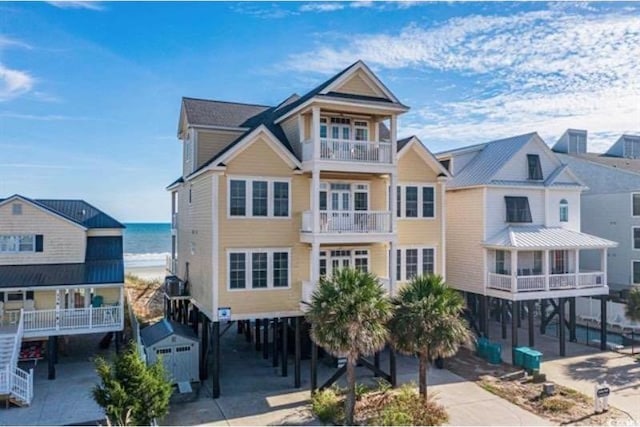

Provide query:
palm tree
left=626, top=287, right=640, bottom=322
left=388, top=274, right=472, bottom=399
left=305, top=267, right=392, bottom=425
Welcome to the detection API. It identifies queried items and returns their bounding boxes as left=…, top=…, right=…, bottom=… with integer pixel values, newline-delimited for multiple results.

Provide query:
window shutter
left=0, top=292, right=4, bottom=302
left=26, top=291, right=34, bottom=300
left=35, top=235, right=44, bottom=252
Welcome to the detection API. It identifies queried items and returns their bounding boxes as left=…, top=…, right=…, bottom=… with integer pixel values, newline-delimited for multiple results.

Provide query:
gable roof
left=181, top=97, right=270, bottom=130
left=0, top=195, right=124, bottom=229
left=440, top=133, right=539, bottom=189
left=398, top=136, right=451, bottom=177
left=141, top=318, right=198, bottom=346
left=556, top=153, right=640, bottom=194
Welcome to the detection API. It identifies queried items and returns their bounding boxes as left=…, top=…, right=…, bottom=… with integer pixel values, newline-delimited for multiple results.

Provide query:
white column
left=311, top=242, right=320, bottom=284
left=390, top=114, right=397, bottom=166
left=312, top=106, right=321, bottom=160
left=511, top=250, right=518, bottom=292
left=119, top=286, right=125, bottom=328
left=439, top=178, right=447, bottom=281
left=311, top=169, right=320, bottom=233
left=389, top=242, right=397, bottom=296
left=575, top=249, right=580, bottom=288
left=390, top=173, right=397, bottom=233
left=602, top=248, right=608, bottom=286
left=55, top=289, right=61, bottom=331
left=373, top=118, right=379, bottom=142
left=298, top=113, right=305, bottom=142
left=544, top=250, right=550, bottom=291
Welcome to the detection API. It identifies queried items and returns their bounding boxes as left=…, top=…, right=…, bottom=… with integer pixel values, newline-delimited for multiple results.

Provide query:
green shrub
left=375, top=378, right=392, bottom=393
left=311, top=387, right=343, bottom=425
left=372, top=384, right=448, bottom=426
left=541, top=396, right=574, bottom=412
left=355, top=383, right=370, bottom=400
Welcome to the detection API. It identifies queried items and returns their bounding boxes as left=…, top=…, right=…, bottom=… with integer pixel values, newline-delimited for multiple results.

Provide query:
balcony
left=21, top=306, right=123, bottom=338
left=487, top=271, right=605, bottom=293
left=301, top=210, right=393, bottom=243
left=302, top=139, right=393, bottom=166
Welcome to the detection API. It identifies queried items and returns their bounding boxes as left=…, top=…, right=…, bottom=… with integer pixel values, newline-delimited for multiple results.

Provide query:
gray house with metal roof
left=0, top=194, right=125, bottom=406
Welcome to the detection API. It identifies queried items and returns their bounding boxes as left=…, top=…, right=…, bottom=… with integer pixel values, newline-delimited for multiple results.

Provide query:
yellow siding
left=96, top=286, right=122, bottom=305
left=445, top=188, right=485, bottom=293
left=397, top=145, right=445, bottom=274
left=87, top=229, right=122, bottom=237
left=333, top=70, right=385, bottom=98
left=176, top=174, right=214, bottom=314
left=34, top=290, right=56, bottom=309
left=218, top=136, right=307, bottom=317
left=196, top=129, right=242, bottom=170
left=0, top=200, right=86, bottom=265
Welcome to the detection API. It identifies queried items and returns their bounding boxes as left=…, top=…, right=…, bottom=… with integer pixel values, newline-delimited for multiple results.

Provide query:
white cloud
left=0, top=64, right=34, bottom=101
left=284, top=7, right=640, bottom=152
left=0, top=36, right=32, bottom=50
left=0, top=112, right=88, bottom=121
left=299, top=3, right=345, bottom=13
left=47, top=1, right=105, bottom=11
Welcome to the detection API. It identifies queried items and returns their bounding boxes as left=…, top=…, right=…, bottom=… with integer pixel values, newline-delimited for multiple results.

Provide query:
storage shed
left=141, top=318, right=199, bottom=384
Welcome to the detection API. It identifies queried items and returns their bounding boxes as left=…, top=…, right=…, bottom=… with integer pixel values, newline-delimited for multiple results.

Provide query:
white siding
left=449, top=150, right=479, bottom=176
left=485, top=188, right=545, bottom=239
left=493, top=140, right=559, bottom=182
left=546, top=189, right=581, bottom=230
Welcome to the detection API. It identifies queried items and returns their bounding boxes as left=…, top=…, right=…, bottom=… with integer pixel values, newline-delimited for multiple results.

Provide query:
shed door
left=155, top=347, right=175, bottom=381
left=173, top=344, right=194, bottom=382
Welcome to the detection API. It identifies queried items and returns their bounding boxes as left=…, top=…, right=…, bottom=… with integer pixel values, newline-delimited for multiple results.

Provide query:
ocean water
left=123, top=223, right=171, bottom=268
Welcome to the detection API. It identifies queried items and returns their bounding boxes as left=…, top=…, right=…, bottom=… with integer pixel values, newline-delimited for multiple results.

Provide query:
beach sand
left=125, top=265, right=166, bottom=281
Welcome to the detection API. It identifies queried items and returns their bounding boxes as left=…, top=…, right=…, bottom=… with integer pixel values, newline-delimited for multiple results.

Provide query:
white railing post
left=575, top=249, right=580, bottom=289
left=89, top=305, right=93, bottom=330
left=511, top=250, right=518, bottom=292
left=544, top=250, right=550, bottom=291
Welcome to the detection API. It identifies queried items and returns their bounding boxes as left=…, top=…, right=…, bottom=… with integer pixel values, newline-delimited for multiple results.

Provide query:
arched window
left=559, top=199, right=569, bottom=222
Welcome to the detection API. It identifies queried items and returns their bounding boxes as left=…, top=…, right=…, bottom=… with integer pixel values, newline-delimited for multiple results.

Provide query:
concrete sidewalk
left=542, top=351, right=640, bottom=424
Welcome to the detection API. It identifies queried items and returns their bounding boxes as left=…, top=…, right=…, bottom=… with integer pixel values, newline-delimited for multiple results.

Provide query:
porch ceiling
left=484, top=226, right=618, bottom=250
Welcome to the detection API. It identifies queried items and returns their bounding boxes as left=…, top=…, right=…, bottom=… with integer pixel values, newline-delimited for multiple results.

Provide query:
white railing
left=517, top=275, right=546, bottom=292
left=22, top=306, right=122, bottom=335
left=0, top=310, right=34, bottom=405
left=302, top=139, right=393, bottom=164
left=549, top=274, right=577, bottom=290
left=577, top=272, right=604, bottom=288
left=488, top=273, right=513, bottom=291
left=10, top=366, right=33, bottom=405
left=301, top=210, right=392, bottom=233
left=171, top=212, right=178, bottom=229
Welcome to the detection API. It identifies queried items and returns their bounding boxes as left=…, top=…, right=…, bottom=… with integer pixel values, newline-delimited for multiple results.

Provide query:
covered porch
left=484, top=226, right=616, bottom=295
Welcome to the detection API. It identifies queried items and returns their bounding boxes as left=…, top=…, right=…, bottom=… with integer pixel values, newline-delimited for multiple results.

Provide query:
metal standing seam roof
left=0, top=195, right=125, bottom=229
left=0, top=260, right=124, bottom=289
left=443, top=133, right=539, bottom=189
left=140, top=318, right=198, bottom=346
left=484, top=226, right=618, bottom=249
left=564, top=153, right=640, bottom=176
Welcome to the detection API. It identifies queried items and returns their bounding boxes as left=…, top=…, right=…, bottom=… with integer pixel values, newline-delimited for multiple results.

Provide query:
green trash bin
left=476, top=337, right=489, bottom=359
left=487, top=343, right=502, bottom=364
left=523, top=348, right=542, bottom=371
left=513, top=346, right=529, bottom=367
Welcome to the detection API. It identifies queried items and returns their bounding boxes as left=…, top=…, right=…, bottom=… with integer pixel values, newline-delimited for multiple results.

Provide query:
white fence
left=488, top=272, right=606, bottom=293
left=0, top=310, right=34, bottom=405
left=302, top=139, right=393, bottom=164
left=301, top=210, right=392, bottom=233
left=22, top=306, right=122, bottom=336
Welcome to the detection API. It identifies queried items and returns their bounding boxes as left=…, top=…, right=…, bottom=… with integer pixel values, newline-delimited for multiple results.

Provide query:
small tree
left=388, top=274, right=471, bottom=399
left=93, top=343, right=172, bottom=426
left=626, top=287, right=640, bottom=322
left=305, top=268, right=392, bottom=425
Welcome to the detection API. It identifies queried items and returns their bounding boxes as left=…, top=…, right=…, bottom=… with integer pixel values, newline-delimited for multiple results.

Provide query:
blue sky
left=1, top=1, right=638, bottom=221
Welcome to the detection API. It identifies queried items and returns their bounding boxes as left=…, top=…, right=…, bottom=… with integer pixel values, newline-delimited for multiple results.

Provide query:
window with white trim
left=633, top=193, right=640, bottom=217
left=228, top=249, right=291, bottom=290
left=397, top=184, right=436, bottom=218
left=634, top=227, right=640, bottom=250
left=228, top=177, right=291, bottom=218
left=396, top=247, right=436, bottom=281
left=0, top=235, right=35, bottom=253
left=633, top=261, right=640, bottom=285
left=559, top=199, right=569, bottom=223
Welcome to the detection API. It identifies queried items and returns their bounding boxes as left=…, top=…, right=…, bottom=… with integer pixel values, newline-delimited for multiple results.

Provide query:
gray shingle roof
left=443, top=133, right=538, bottom=189
left=0, top=195, right=124, bottom=229
left=556, top=153, right=640, bottom=194
left=485, top=226, right=617, bottom=249
left=0, top=260, right=124, bottom=289
left=140, top=318, right=198, bottom=346
left=182, top=97, right=270, bottom=128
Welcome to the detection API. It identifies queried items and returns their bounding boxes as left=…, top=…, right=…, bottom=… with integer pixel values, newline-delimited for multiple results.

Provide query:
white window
left=396, top=247, right=437, bottom=281
left=228, top=177, right=291, bottom=218
left=634, top=227, right=640, bottom=250
left=354, top=121, right=369, bottom=142
left=227, top=249, right=291, bottom=290
left=397, top=184, right=436, bottom=219
left=559, top=199, right=569, bottom=223
left=319, top=249, right=369, bottom=277
left=0, top=235, right=35, bottom=253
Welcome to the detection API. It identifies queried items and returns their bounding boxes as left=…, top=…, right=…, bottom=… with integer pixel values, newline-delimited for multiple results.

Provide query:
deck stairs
left=0, top=310, right=34, bottom=407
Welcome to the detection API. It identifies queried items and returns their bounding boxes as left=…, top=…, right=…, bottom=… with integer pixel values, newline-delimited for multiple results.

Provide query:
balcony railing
left=488, top=271, right=605, bottom=292
left=301, top=210, right=392, bottom=234
left=22, top=306, right=122, bottom=336
left=302, top=139, right=392, bottom=164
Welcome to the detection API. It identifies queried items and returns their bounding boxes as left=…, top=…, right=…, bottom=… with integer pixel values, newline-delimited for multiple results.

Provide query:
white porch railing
left=302, top=139, right=393, bottom=164
left=22, top=306, right=122, bottom=335
left=488, top=272, right=605, bottom=292
left=488, top=273, right=513, bottom=291
left=301, top=211, right=392, bottom=233
left=0, top=310, right=34, bottom=405
left=517, top=275, right=546, bottom=292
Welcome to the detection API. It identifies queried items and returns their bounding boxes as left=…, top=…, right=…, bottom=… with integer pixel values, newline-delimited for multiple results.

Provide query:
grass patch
left=371, top=384, right=448, bottom=426
left=311, top=387, right=343, bottom=425
left=541, top=396, right=574, bottom=413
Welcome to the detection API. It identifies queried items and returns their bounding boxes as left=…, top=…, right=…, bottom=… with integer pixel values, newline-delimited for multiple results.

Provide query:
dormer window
left=559, top=199, right=569, bottom=222
left=568, top=132, right=587, bottom=154
left=527, top=154, right=543, bottom=180
left=505, top=197, right=532, bottom=223
left=623, top=136, right=640, bottom=159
